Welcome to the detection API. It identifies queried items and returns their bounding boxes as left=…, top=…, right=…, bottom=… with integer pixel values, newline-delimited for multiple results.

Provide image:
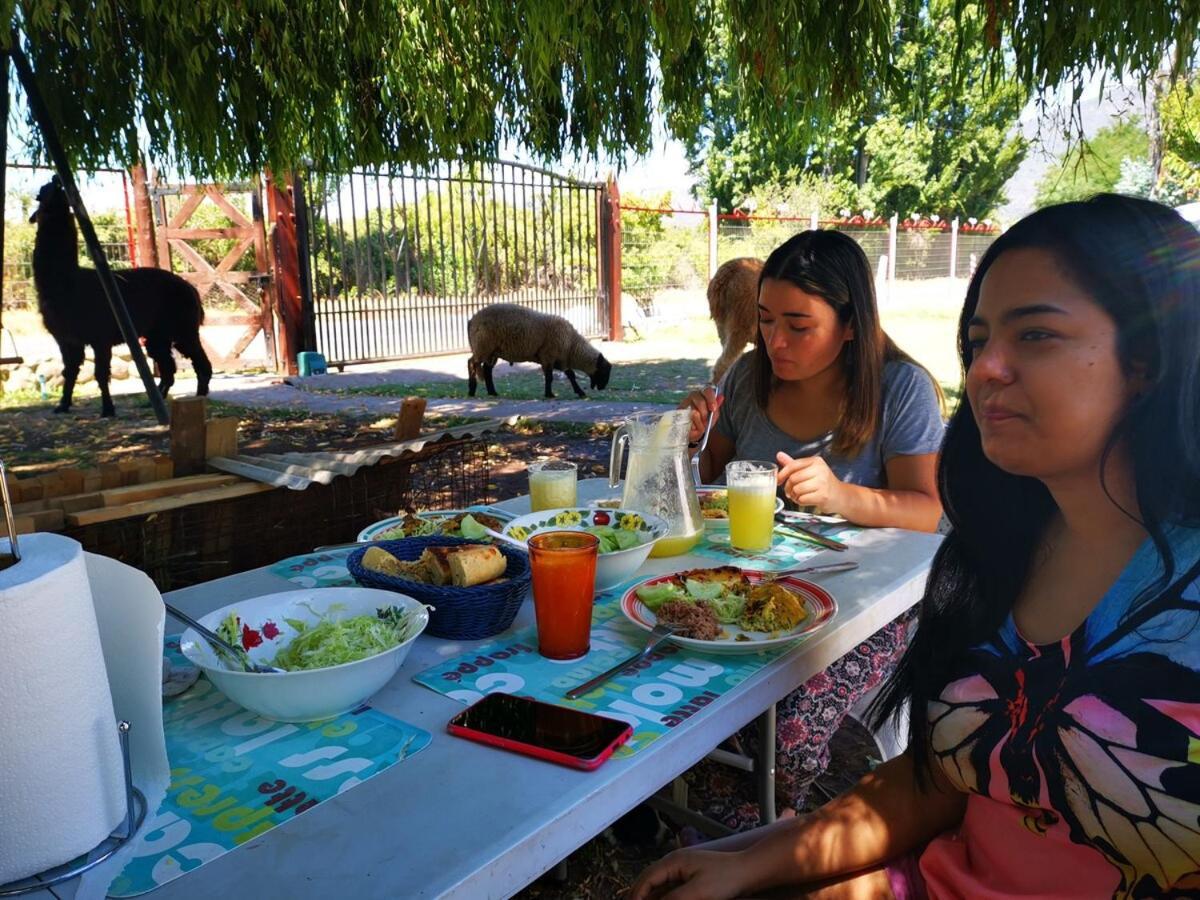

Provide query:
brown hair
left=752, top=229, right=943, bottom=457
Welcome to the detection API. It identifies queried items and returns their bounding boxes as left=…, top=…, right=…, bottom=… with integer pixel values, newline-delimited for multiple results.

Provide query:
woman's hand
left=627, top=848, right=751, bottom=900
left=680, top=386, right=724, bottom=446
left=776, top=452, right=846, bottom=513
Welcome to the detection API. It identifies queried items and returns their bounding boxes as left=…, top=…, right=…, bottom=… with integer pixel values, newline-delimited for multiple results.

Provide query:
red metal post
left=600, top=176, right=622, bottom=342
left=266, top=173, right=304, bottom=376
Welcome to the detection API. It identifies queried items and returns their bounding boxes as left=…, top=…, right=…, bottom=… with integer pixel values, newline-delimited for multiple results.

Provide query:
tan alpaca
left=708, top=257, right=764, bottom=383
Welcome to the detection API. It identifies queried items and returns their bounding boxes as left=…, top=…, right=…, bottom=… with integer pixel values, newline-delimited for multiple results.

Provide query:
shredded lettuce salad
left=273, top=605, right=414, bottom=671
left=635, top=578, right=746, bottom=624
left=214, top=604, right=415, bottom=672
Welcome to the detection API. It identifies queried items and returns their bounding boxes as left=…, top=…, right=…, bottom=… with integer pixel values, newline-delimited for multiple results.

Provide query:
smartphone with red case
left=447, top=692, right=632, bottom=770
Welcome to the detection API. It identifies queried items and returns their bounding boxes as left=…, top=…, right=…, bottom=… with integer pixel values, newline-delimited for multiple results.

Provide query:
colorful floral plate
left=502, top=506, right=669, bottom=593
left=620, top=571, right=837, bottom=655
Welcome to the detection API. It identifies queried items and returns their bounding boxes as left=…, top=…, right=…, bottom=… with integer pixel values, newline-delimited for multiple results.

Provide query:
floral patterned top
left=921, top=526, right=1200, bottom=899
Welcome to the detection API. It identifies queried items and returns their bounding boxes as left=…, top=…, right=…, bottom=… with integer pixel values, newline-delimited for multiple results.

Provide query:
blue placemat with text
left=269, top=548, right=356, bottom=588
left=413, top=578, right=789, bottom=759
left=107, top=636, right=430, bottom=897
left=690, top=522, right=862, bottom=570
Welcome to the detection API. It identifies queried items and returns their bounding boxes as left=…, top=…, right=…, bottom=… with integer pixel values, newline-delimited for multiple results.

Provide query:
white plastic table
left=43, top=481, right=940, bottom=900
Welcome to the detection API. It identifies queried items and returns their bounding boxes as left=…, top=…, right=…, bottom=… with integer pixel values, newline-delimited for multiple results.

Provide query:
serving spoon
left=165, top=602, right=284, bottom=674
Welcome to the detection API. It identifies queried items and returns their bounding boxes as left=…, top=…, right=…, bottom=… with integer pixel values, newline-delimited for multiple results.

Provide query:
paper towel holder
left=0, top=721, right=147, bottom=896
left=0, top=459, right=18, bottom=569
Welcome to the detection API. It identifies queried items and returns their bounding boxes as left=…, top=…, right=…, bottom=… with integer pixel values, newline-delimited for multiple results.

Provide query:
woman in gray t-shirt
left=683, top=231, right=944, bottom=531
left=676, top=229, right=944, bottom=825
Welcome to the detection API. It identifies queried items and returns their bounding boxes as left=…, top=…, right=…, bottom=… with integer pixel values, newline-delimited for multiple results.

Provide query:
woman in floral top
left=632, top=195, right=1200, bottom=898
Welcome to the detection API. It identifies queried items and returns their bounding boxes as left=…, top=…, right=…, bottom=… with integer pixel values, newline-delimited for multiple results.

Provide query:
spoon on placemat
left=165, top=602, right=284, bottom=674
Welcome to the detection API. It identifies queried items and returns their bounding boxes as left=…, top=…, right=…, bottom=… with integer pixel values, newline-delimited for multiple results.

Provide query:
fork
left=564, top=624, right=676, bottom=699
left=690, top=382, right=721, bottom=486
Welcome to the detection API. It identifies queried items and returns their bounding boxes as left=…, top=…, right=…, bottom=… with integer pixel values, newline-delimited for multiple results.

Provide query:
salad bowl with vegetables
left=501, top=507, right=668, bottom=593
left=180, top=587, right=428, bottom=722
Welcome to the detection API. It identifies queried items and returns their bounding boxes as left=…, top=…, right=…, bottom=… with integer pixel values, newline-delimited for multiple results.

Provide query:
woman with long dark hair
left=677, top=229, right=944, bottom=826
left=633, top=195, right=1200, bottom=898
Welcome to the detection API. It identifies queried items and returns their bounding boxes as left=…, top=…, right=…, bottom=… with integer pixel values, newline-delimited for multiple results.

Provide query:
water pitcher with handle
left=608, top=410, right=703, bottom=557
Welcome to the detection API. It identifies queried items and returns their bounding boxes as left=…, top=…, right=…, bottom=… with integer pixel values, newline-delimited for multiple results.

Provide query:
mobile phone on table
left=447, top=692, right=632, bottom=770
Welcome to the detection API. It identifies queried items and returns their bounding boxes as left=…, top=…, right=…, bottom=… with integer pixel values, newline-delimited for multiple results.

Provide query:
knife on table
left=773, top=516, right=849, bottom=552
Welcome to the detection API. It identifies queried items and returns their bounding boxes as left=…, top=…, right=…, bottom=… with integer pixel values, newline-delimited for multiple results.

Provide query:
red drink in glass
left=528, top=531, right=598, bottom=660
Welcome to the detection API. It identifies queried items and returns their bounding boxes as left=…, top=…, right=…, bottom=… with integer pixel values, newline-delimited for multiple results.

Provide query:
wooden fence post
left=130, top=164, right=158, bottom=267
left=267, top=173, right=305, bottom=376
left=599, top=176, right=623, bottom=342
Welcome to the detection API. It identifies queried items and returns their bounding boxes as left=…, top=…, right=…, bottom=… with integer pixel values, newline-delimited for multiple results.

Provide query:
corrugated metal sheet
left=207, top=417, right=518, bottom=490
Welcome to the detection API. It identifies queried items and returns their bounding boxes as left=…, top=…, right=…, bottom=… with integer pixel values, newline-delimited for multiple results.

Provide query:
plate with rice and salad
left=620, top=566, right=837, bottom=654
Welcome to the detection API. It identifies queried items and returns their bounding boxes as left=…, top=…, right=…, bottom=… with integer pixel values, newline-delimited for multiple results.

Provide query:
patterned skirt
left=682, top=612, right=912, bottom=831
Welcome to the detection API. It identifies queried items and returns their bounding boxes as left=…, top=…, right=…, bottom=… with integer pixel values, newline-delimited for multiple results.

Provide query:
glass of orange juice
left=725, top=460, right=778, bottom=552
left=528, top=460, right=578, bottom=511
left=528, top=531, right=598, bottom=659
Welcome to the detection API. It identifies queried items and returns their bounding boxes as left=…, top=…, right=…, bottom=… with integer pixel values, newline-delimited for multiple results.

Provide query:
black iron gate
left=300, top=160, right=607, bottom=365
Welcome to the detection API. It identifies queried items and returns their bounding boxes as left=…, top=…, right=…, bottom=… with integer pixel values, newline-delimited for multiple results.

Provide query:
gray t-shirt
left=713, top=353, right=944, bottom=488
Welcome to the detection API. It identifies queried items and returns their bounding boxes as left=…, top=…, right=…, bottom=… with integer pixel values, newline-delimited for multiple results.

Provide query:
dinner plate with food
left=620, top=566, right=837, bottom=655
left=358, top=508, right=513, bottom=543
left=696, top=486, right=785, bottom=521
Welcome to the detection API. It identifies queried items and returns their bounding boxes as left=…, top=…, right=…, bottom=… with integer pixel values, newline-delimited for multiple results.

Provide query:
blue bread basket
left=346, top=536, right=530, bottom=640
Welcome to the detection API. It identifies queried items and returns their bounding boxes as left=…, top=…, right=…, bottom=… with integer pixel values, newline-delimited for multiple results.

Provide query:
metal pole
left=9, top=33, right=169, bottom=424
left=949, top=217, right=959, bottom=280
left=887, top=213, right=898, bottom=304
left=708, top=200, right=718, bottom=279
left=291, top=172, right=317, bottom=352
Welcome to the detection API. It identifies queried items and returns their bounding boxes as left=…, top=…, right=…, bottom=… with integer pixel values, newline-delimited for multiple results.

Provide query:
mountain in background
left=998, top=83, right=1149, bottom=223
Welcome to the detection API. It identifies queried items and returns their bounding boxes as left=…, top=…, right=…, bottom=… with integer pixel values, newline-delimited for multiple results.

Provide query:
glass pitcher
left=608, top=410, right=704, bottom=557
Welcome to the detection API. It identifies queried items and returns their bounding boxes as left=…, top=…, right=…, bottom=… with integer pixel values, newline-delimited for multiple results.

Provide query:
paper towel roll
left=0, top=533, right=126, bottom=883
left=77, top=551, right=169, bottom=900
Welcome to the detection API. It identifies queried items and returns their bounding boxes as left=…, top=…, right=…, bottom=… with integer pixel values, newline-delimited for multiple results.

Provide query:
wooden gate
left=149, top=178, right=278, bottom=371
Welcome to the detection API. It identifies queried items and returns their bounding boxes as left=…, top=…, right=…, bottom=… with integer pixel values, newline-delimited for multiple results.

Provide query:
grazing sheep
left=708, top=256, right=764, bottom=383
left=467, top=303, right=612, bottom=399
left=31, top=177, right=212, bottom=417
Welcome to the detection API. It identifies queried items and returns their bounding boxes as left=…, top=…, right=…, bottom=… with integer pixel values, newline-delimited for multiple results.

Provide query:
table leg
left=756, top=704, right=777, bottom=825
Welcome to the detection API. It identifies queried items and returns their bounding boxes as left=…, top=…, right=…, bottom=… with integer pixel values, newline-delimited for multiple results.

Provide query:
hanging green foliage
left=7, top=1, right=1200, bottom=178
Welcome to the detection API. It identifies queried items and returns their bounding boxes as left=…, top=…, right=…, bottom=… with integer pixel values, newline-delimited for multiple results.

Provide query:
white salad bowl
left=179, top=587, right=428, bottom=722
left=502, top=507, right=669, bottom=593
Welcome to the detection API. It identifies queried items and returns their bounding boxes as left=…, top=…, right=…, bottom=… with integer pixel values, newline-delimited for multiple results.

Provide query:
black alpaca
left=30, top=177, right=212, bottom=417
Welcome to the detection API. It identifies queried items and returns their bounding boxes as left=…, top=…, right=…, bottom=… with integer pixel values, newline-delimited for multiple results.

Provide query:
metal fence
left=3, top=163, right=135, bottom=309
left=300, top=161, right=608, bottom=366
left=620, top=205, right=1000, bottom=319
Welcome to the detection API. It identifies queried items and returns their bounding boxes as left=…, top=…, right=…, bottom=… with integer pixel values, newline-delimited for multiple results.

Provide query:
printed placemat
left=106, top=637, right=431, bottom=897
left=269, top=548, right=356, bottom=588
left=413, top=579, right=792, bottom=759
left=690, top=522, right=862, bottom=570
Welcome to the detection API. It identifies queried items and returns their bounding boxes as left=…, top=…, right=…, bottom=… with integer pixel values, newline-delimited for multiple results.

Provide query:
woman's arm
left=680, top=388, right=736, bottom=483
left=778, top=451, right=942, bottom=532
left=629, top=753, right=966, bottom=900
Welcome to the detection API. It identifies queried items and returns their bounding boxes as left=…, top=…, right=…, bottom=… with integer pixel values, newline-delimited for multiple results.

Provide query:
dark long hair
left=753, top=229, right=941, bottom=456
left=871, top=195, right=1200, bottom=783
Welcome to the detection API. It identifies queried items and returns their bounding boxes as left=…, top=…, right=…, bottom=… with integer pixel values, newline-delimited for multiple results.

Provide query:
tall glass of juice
left=725, top=460, right=778, bottom=552
left=528, top=460, right=578, bottom=511
left=528, top=531, right=598, bottom=659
